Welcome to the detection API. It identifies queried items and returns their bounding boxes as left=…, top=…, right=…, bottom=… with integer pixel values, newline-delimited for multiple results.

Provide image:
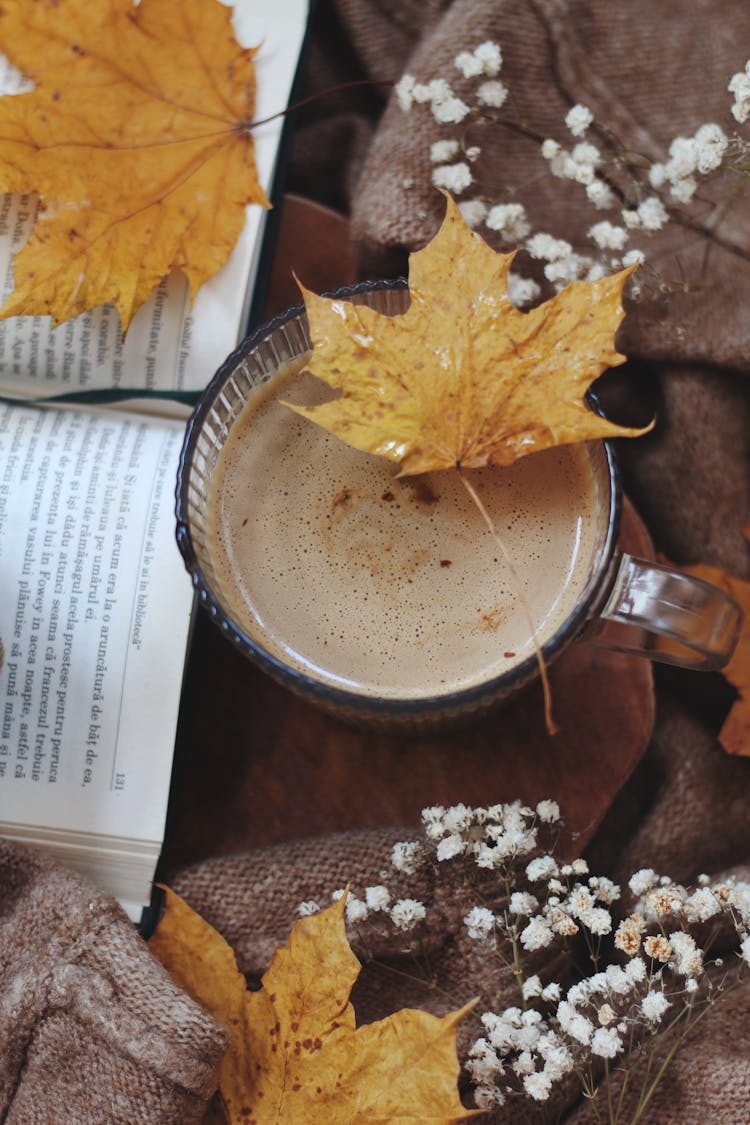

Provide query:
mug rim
left=175, top=278, right=623, bottom=718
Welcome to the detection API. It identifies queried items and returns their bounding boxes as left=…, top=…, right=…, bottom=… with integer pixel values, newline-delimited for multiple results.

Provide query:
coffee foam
left=207, top=360, right=606, bottom=699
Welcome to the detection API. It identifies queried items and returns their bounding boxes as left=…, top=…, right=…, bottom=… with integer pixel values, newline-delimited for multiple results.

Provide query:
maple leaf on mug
left=150, top=887, right=477, bottom=1125
left=290, top=194, right=651, bottom=477
left=0, top=0, right=267, bottom=332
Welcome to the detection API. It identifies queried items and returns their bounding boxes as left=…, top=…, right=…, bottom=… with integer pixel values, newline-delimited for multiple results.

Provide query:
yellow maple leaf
left=681, top=564, right=749, bottom=757
left=289, top=193, right=650, bottom=476
left=150, top=887, right=478, bottom=1124
left=0, top=0, right=267, bottom=331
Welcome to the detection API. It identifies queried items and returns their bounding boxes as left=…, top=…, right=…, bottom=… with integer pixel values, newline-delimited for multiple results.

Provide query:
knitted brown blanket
left=3, top=2, right=750, bottom=1121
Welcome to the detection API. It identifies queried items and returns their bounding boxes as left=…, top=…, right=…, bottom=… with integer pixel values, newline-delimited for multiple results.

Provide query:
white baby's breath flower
left=544, top=253, right=589, bottom=288
left=644, top=934, right=672, bottom=962
left=464, top=905, right=496, bottom=940
left=598, top=1003, right=616, bottom=1027
left=365, top=885, right=390, bottom=911
left=629, top=868, right=660, bottom=896
left=431, top=92, right=471, bottom=125
left=557, top=1000, right=594, bottom=1044
left=345, top=896, right=368, bottom=925
left=591, top=1026, right=622, bottom=1058
left=614, top=914, right=645, bottom=955
left=390, top=898, right=426, bottom=931
left=741, top=935, right=750, bottom=967
left=436, top=832, right=466, bottom=861
left=669, top=931, right=703, bottom=977
left=729, top=61, right=750, bottom=122
left=684, top=887, right=721, bottom=923
left=522, top=974, right=543, bottom=999
left=541, top=981, right=562, bottom=1002
left=625, top=957, right=647, bottom=984
left=431, top=161, right=473, bottom=193
left=586, top=179, right=616, bottom=209
left=509, top=891, right=539, bottom=916
left=394, top=73, right=416, bottom=111
left=536, top=799, right=560, bottom=823
left=455, top=41, right=503, bottom=80
left=443, top=803, right=474, bottom=833
left=572, top=141, right=602, bottom=167
left=475, top=41, right=503, bottom=75
left=584, top=907, right=614, bottom=936
left=475, top=843, right=503, bottom=869
left=694, top=122, right=728, bottom=173
left=465, top=145, right=482, bottom=161
left=648, top=162, right=668, bottom=189
left=454, top=49, right=485, bottom=79
left=665, top=135, right=698, bottom=180
left=466, top=1038, right=501, bottom=1085
left=506, top=272, right=541, bottom=308
left=622, top=248, right=645, bottom=267
left=541, top=138, right=561, bottom=160
left=457, top=199, right=488, bottom=228
left=548, top=149, right=580, bottom=180
left=524, top=1071, right=552, bottom=1101
left=636, top=196, right=669, bottom=231
left=473, top=1084, right=505, bottom=1109
left=670, top=176, right=697, bottom=203
left=565, top=103, right=593, bottom=136
left=526, top=855, right=559, bottom=882
left=391, top=840, right=422, bottom=873
left=546, top=906, right=579, bottom=937
left=477, top=80, right=508, bottom=108
left=589, top=876, right=621, bottom=905
left=588, top=221, right=629, bottom=250
left=525, top=233, right=573, bottom=262
left=411, top=81, right=433, bottom=104
left=604, top=964, right=631, bottom=995
left=574, top=162, right=596, bottom=185
left=421, top=805, right=446, bottom=839
left=568, top=886, right=595, bottom=917
left=513, top=1050, right=536, bottom=1077
left=429, top=139, right=459, bottom=163
left=486, top=202, right=530, bottom=239
left=520, top=915, right=554, bottom=951
left=641, top=989, right=671, bottom=1023
left=572, top=860, right=590, bottom=876
left=297, top=900, right=320, bottom=917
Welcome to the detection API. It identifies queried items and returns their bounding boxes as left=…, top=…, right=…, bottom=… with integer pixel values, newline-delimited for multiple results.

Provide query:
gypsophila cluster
left=296, top=802, right=750, bottom=1120
left=465, top=851, right=750, bottom=1117
left=397, top=42, right=750, bottom=303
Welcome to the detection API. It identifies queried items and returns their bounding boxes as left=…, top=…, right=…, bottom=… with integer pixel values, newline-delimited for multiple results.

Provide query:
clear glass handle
left=584, top=553, right=743, bottom=670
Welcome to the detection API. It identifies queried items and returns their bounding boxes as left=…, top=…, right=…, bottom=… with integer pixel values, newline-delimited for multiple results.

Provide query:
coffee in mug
left=206, top=357, right=609, bottom=701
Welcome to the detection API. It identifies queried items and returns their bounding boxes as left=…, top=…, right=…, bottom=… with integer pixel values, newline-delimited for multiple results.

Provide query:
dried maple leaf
left=0, top=0, right=267, bottom=331
left=681, top=564, right=750, bottom=757
left=290, top=194, right=650, bottom=476
left=150, top=887, right=477, bottom=1124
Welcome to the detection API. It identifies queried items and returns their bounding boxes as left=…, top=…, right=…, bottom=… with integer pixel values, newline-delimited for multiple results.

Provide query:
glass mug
left=175, top=280, right=742, bottom=731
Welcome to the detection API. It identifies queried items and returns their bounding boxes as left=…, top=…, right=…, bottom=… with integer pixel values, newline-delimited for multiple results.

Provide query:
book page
left=0, top=0, right=309, bottom=400
left=0, top=402, right=193, bottom=917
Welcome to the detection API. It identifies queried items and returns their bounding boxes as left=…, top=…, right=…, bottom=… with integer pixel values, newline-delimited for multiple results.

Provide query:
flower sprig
left=298, top=800, right=750, bottom=1121
left=394, top=43, right=750, bottom=305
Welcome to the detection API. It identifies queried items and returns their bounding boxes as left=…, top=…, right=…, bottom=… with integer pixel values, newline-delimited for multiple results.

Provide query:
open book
left=0, top=0, right=309, bottom=921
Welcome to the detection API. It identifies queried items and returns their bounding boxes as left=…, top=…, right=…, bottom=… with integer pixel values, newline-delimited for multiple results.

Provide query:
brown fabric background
left=3, top=1, right=750, bottom=1121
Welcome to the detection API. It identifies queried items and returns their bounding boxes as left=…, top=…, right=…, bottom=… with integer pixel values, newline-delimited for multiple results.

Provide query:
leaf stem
left=457, top=469, right=557, bottom=735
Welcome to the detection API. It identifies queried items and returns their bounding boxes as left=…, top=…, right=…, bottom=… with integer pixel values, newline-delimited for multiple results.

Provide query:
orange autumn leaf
left=0, top=0, right=267, bottom=331
left=289, top=193, right=650, bottom=477
left=682, top=564, right=750, bottom=757
left=149, top=887, right=477, bottom=1124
